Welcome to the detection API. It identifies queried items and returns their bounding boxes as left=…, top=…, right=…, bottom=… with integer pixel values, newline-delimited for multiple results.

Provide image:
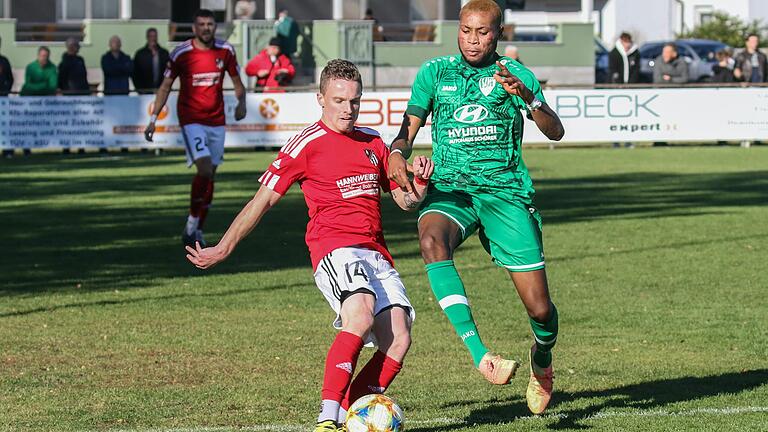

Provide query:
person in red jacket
left=245, top=37, right=295, bottom=92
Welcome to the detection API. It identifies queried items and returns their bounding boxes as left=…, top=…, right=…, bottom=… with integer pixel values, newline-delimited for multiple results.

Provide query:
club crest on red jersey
left=215, top=58, right=224, bottom=70
left=364, top=149, right=379, bottom=166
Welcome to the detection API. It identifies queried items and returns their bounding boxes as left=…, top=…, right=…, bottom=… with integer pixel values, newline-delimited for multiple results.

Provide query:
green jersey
left=406, top=54, right=545, bottom=201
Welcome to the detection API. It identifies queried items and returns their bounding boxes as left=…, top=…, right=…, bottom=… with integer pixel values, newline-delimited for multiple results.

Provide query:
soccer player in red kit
left=186, top=59, right=433, bottom=432
left=144, top=8, right=247, bottom=247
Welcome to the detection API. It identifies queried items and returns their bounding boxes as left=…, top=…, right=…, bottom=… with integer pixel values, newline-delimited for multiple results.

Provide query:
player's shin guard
left=319, top=331, right=364, bottom=423
left=197, top=180, right=214, bottom=231
left=529, top=304, right=558, bottom=369
left=426, top=260, right=489, bottom=367
left=340, top=350, right=402, bottom=411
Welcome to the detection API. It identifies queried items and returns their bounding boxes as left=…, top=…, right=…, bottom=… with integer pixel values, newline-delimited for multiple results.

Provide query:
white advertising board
left=1, top=87, right=767, bottom=150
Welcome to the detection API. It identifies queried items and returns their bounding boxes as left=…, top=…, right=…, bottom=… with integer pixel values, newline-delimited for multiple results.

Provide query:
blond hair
left=460, top=0, right=503, bottom=29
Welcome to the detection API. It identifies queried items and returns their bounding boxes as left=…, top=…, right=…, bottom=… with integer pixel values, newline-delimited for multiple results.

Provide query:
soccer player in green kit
left=387, top=0, right=565, bottom=414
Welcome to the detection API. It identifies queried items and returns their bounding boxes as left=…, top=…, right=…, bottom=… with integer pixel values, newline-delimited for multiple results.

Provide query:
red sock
left=197, top=180, right=215, bottom=230
left=189, top=175, right=210, bottom=218
left=341, top=350, right=403, bottom=409
left=321, top=331, right=365, bottom=403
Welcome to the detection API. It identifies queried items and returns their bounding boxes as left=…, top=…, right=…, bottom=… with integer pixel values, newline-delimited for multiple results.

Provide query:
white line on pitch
left=106, top=407, right=768, bottom=431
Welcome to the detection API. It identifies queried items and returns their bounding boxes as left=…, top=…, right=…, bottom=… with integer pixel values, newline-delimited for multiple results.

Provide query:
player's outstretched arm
left=390, top=155, right=434, bottom=212
left=493, top=61, right=564, bottom=141
left=185, top=185, right=282, bottom=269
left=388, top=114, right=424, bottom=194
left=144, top=76, right=174, bottom=142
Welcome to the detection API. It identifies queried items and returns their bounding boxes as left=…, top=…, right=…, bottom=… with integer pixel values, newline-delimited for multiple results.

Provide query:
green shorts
left=418, top=187, right=545, bottom=272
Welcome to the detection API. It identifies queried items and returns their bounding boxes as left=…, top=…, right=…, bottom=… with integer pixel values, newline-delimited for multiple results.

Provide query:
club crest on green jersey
left=479, top=76, right=496, bottom=96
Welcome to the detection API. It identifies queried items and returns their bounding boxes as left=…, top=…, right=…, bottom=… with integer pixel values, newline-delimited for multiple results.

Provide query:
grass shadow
left=412, top=369, right=768, bottom=431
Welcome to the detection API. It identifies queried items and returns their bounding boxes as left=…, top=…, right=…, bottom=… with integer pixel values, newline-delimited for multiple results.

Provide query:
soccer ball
left=345, top=394, right=404, bottom=432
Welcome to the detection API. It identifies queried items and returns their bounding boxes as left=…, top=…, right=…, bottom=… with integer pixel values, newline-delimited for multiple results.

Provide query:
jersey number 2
left=193, top=137, right=205, bottom=152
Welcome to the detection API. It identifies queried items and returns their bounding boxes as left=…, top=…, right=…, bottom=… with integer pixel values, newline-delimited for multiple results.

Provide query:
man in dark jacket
left=101, top=35, right=133, bottom=95
left=132, top=28, right=170, bottom=94
left=734, top=33, right=767, bottom=83
left=608, top=32, right=640, bottom=84
left=59, top=37, right=90, bottom=94
left=653, top=43, right=689, bottom=84
left=0, top=36, right=13, bottom=96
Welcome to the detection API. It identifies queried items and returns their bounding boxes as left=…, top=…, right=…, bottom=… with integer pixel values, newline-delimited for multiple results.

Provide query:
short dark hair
left=146, top=27, right=158, bottom=37
left=38, top=46, right=50, bottom=54
left=194, top=9, right=216, bottom=22
left=268, top=37, right=281, bottom=47
left=319, top=59, right=362, bottom=93
left=663, top=42, right=677, bottom=52
left=619, top=32, right=632, bottom=42
left=746, top=33, right=759, bottom=41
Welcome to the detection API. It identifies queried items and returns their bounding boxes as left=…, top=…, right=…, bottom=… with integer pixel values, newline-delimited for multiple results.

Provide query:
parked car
left=638, top=39, right=729, bottom=83
left=595, top=38, right=610, bottom=83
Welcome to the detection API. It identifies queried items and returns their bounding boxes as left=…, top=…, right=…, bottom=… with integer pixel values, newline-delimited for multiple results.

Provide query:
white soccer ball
left=345, top=394, right=404, bottom=432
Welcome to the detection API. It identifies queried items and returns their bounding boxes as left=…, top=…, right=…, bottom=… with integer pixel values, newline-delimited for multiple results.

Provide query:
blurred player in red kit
left=145, top=9, right=247, bottom=247
left=186, top=59, right=433, bottom=432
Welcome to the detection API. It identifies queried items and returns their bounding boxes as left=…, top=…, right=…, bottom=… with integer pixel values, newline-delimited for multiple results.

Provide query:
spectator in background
left=20, top=46, right=57, bottom=96
left=101, top=36, right=133, bottom=95
left=734, top=33, right=767, bottom=83
left=608, top=32, right=640, bottom=84
left=59, top=37, right=90, bottom=94
left=364, top=8, right=385, bottom=41
left=504, top=45, right=522, bottom=64
left=0, top=37, right=13, bottom=96
left=234, top=0, right=257, bottom=20
left=712, top=49, right=735, bottom=83
left=132, top=28, right=170, bottom=94
left=653, top=43, right=688, bottom=84
left=275, top=9, right=300, bottom=58
left=245, top=37, right=295, bottom=92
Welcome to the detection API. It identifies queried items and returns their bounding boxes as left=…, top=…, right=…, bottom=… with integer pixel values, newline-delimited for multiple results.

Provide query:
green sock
left=530, top=304, right=558, bottom=369
left=426, top=260, right=489, bottom=367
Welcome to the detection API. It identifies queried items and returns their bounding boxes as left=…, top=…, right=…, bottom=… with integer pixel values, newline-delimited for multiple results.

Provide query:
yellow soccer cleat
left=314, top=420, right=340, bottom=432
left=477, top=352, right=520, bottom=385
left=526, top=344, right=554, bottom=414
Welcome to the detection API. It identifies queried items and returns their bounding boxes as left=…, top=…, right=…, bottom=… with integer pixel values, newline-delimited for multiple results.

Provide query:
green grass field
left=1, top=147, right=767, bottom=432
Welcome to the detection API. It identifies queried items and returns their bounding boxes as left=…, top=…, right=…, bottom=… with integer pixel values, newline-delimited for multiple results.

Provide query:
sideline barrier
left=1, top=87, right=766, bottom=150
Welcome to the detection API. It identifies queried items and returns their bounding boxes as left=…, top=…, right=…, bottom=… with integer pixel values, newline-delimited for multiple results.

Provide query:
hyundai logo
left=453, top=104, right=489, bottom=124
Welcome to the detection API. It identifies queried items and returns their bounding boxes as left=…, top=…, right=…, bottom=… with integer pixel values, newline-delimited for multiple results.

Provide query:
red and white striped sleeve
left=259, top=124, right=325, bottom=195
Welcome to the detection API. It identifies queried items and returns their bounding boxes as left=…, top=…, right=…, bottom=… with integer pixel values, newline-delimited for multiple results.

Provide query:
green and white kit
left=407, top=54, right=546, bottom=271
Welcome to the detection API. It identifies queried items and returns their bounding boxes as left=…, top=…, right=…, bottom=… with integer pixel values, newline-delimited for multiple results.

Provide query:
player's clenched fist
left=144, top=122, right=156, bottom=142
left=234, top=101, right=247, bottom=121
left=493, top=61, right=534, bottom=104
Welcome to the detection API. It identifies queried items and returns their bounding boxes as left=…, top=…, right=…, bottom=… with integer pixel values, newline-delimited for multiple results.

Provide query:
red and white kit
left=165, top=39, right=239, bottom=166
left=259, top=121, right=415, bottom=330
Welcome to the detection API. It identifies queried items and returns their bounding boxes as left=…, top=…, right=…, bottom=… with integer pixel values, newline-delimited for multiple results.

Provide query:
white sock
left=317, top=399, right=340, bottom=423
left=185, top=215, right=199, bottom=235
left=338, top=406, right=348, bottom=423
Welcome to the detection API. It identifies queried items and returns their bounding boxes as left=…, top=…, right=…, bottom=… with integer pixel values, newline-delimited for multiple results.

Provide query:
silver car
left=639, top=39, right=729, bottom=83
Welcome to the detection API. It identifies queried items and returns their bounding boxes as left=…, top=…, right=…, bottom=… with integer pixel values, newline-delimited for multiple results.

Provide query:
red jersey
left=165, top=39, right=239, bottom=126
left=259, top=121, right=400, bottom=271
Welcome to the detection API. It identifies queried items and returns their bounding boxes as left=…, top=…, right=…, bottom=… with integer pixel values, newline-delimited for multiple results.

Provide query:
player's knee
left=196, top=166, right=213, bottom=178
left=527, top=304, right=552, bottom=323
left=343, top=310, right=375, bottom=338
left=391, top=332, right=411, bottom=359
left=419, top=232, right=450, bottom=262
